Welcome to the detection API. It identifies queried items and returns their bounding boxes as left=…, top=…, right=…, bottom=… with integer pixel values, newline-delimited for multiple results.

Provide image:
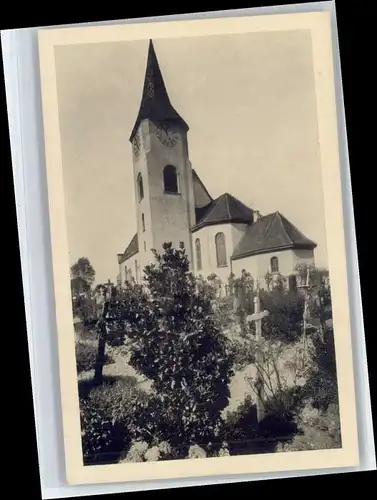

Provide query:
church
left=117, top=40, right=317, bottom=290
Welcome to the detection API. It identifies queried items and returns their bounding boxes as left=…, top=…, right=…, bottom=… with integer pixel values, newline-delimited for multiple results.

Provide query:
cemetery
left=72, top=244, right=340, bottom=465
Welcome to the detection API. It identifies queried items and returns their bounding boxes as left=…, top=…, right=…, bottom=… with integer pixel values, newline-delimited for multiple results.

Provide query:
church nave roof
left=118, top=233, right=139, bottom=264
left=192, top=192, right=254, bottom=232
left=231, top=211, right=317, bottom=260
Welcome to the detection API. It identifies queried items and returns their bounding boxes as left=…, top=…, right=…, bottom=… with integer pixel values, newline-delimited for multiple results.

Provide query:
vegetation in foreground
left=72, top=245, right=340, bottom=464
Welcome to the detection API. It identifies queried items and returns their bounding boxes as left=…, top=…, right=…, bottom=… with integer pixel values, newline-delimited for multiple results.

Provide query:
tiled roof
left=192, top=192, right=253, bottom=232
left=192, top=169, right=213, bottom=208
left=118, top=233, right=139, bottom=263
left=232, top=211, right=317, bottom=260
left=129, top=40, right=189, bottom=142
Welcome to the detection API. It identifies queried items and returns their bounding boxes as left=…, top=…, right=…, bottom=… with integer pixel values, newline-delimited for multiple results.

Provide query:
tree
left=106, top=243, right=234, bottom=455
left=70, top=259, right=95, bottom=324
left=70, top=257, right=95, bottom=292
left=71, top=276, right=91, bottom=297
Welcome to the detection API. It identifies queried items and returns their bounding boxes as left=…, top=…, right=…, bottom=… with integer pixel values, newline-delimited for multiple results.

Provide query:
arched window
left=215, top=232, right=227, bottom=267
left=195, top=238, right=202, bottom=271
left=141, top=213, right=145, bottom=232
left=271, top=256, right=279, bottom=273
left=163, top=165, right=179, bottom=194
left=137, top=173, right=144, bottom=202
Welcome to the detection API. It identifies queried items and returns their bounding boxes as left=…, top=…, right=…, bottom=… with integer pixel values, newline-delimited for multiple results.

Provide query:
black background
left=1, top=1, right=375, bottom=498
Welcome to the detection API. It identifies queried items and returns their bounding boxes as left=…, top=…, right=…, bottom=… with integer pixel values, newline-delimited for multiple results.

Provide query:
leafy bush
left=304, top=326, right=338, bottom=411
left=72, top=295, right=96, bottom=324
left=88, top=377, right=148, bottom=421
left=259, top=287, right=305, bottom=342
left=80, top=397, right=125, bottom=464
left=106, top=243, right=234, bottom=454
left=80, top=378, right=148, bottom=464
left=227, top=336, right=256, bottom=371
left=277, top=402, right=341, bottom=452
left=213, top=296, right=235, bottom=331
left=223, top=394, right=298, bottom=456
left=75, top=341, right=112, bottom=374
left=76, top=342, right=97, bottom=373
left=195, top=274, right=219, bottom=301
left=226, top=270, right=304, bottom=343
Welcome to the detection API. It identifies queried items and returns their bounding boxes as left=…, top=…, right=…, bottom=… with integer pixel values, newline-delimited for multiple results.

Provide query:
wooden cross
left=298, top=267, right=310, bottom=358
left=246, top=279, right=269, bottom=423
left=104, top=279, right=114, bottom=301
left=247, top=309, right=270, bottom=328
left=246, top=279, right=269, bottom=340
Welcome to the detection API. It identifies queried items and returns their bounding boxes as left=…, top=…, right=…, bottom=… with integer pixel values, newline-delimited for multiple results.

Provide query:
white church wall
left=231, top=247, right=315, bottom=288
left=291, top=248, right=316, bottom=268
left=192, top=224, right=232, bottom=282
left=192, top=222, right=248, bottom=283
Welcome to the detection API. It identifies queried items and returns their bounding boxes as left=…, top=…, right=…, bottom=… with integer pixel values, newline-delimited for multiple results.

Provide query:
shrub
left=213, top=295, right=235, bottom=331
left=223, top=394, right=297, bottom=456
left=80, top=378, right=148, bottom=464
left=277, top=402, right=341, bottom=452
left=195, top=275, right=218, bottom=301
left=88, top=377, right=148, bottom=421
left=75, top=341, right=112, bottom=374
left=258, top=287, right=305, bottom=343
left=227, top=335, right=256, bottom=371
left=76, top=342, right=97, bottom=373
left=304, top=326, right=338, bottom=411
left=228, top=271, right=255, bottom=337
left=106, top=243, right=234, bottom=454
left=72, top=294, right=95, bottom=323
left=80, top=397, right=126, bottom=464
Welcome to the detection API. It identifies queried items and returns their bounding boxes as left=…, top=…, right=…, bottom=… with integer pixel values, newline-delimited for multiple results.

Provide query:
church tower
left=129, top=40, right=196, bottom=274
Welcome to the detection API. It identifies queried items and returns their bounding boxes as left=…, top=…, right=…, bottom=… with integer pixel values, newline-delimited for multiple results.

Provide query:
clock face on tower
left=157, top=123, right=179, bottom=147
left=133, top=132, right=141, bottom=158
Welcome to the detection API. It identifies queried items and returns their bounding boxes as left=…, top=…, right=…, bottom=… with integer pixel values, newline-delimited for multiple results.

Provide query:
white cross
left=245, top=279, right=269, bottom=423
left=246, top=310, right=269, bottom=324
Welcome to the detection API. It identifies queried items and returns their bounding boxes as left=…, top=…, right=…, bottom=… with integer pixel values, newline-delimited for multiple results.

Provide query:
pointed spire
left=129, top=39, right=189, bottom=142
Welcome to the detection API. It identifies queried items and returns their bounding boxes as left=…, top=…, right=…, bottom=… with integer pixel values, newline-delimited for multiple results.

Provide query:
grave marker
left=246, top=279, right=269, bottom=423
left=297, top=267, right=310, bottom=358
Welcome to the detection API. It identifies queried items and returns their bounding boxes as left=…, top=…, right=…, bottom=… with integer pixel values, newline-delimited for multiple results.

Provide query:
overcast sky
left=55, top=29, right=328, bottom=285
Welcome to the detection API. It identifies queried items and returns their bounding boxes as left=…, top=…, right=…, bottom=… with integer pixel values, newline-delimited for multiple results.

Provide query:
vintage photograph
left=58, top=32, right=340, bottom=465
left=38, top=12, right=359, bottom=483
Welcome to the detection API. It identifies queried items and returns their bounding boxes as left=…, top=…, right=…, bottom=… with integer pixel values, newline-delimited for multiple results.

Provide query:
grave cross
left=104, top=278, right=114, bottom=301
left=298, top=267, right=310, bottom=358
left=246, top=279, right=269, bottom=423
